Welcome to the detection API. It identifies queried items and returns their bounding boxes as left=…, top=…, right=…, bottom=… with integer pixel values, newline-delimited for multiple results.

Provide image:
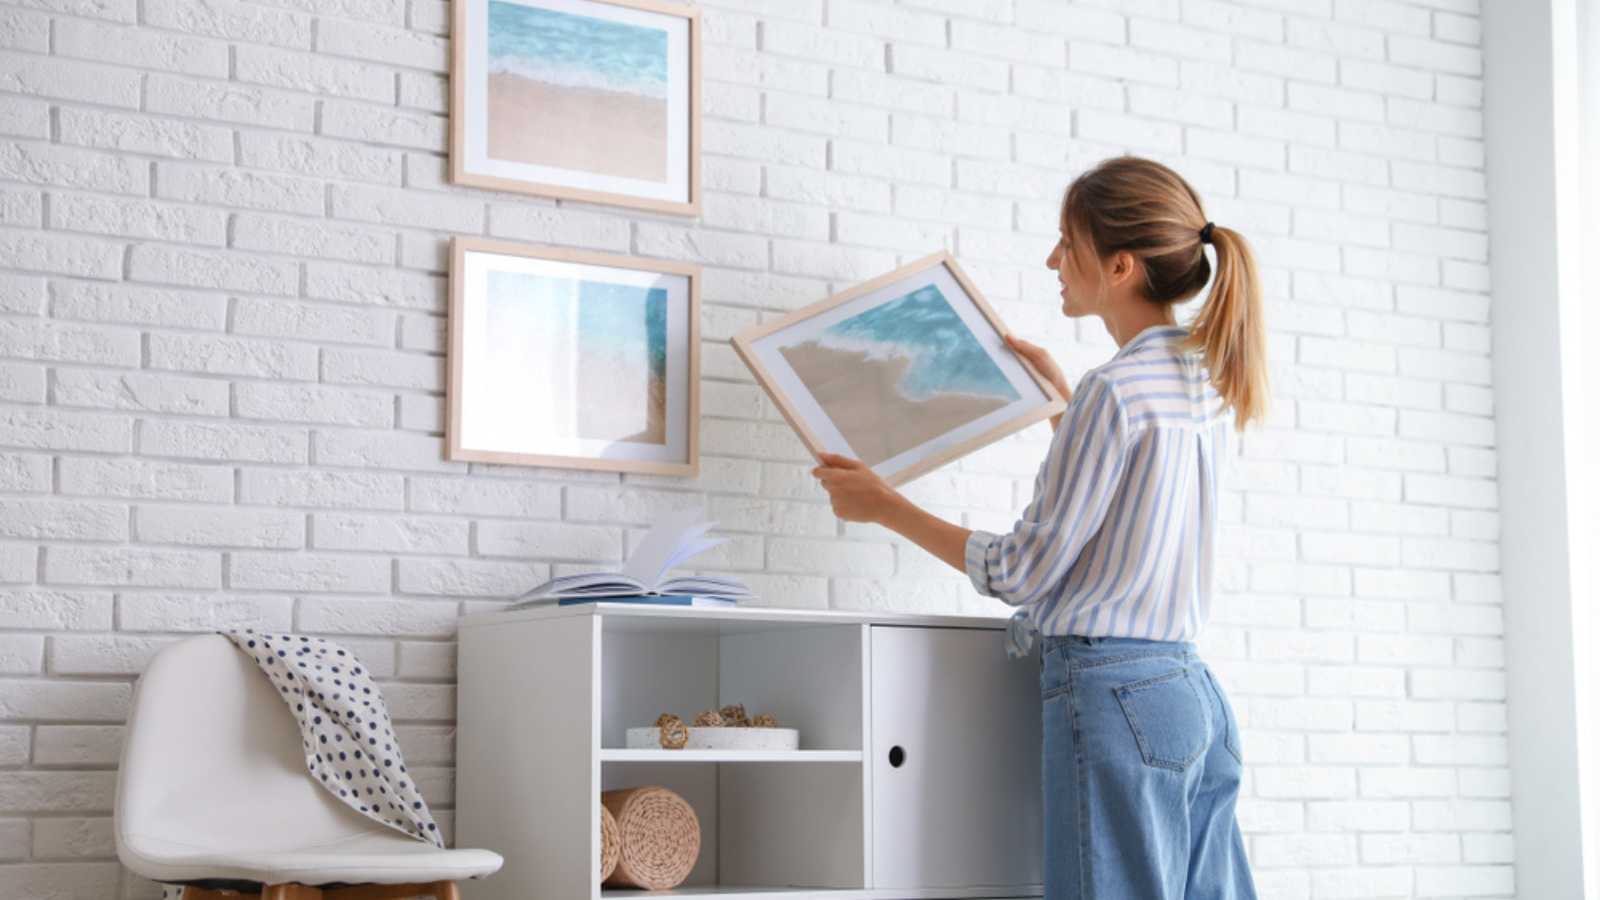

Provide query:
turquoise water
left=488, top=1, right=669, bottom=99
left=487, top=271, right=667, bottom=379
left=821, top=285, right=1020, bottom=402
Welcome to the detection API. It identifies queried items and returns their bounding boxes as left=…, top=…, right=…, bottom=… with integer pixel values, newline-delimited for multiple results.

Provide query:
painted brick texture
left=0, top=0, right=1503, bottom=897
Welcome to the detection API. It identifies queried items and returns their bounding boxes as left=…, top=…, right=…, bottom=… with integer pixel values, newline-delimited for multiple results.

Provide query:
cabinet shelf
left=600, top=749, right=863, bottom=763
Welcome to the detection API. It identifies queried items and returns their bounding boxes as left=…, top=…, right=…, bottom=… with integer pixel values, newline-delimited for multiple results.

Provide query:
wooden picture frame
left=732, top=252, right=1067, bottom=487
left=449, top=0, right=701, bottom=216
left=448, top=236, right=701, bottom=476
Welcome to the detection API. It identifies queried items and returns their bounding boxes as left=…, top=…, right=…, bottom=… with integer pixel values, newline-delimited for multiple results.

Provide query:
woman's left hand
left=811, top=452, right=903, bottom=524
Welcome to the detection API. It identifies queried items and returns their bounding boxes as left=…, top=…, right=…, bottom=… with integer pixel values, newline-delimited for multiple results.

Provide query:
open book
left=510, top=507, right=753, bottom=608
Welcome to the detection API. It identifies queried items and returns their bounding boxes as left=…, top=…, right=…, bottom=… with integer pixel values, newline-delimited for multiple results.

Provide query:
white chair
left=116, top=634, right=503, bottom=900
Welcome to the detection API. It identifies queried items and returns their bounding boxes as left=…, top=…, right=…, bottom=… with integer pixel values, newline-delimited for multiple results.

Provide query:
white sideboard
left=455, top=603, right=1043, bottom=900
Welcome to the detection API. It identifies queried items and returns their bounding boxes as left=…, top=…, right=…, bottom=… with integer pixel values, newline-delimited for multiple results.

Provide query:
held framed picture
left=732, top=252, right=1067, bottom=487
left=450, top=0, right=701, bottom=215
left=448, top=237, right=701, bottom=476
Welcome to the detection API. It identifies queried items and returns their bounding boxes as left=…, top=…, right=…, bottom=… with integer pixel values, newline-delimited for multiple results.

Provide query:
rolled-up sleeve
left=965, top=373, right=1132, bottom=609
left=963, top=528, right=998, bottom=596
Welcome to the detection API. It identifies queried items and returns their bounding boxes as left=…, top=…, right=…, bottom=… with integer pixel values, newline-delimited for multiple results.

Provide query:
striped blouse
left=964, top=324, right=1233, bottom=658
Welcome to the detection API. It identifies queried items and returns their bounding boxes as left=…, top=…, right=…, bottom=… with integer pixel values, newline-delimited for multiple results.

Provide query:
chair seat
left=120, top=828, right=503, bottom=886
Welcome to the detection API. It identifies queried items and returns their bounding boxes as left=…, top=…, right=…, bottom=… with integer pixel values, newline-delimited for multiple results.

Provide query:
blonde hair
left=1061, top=156, right=1269, bottom=431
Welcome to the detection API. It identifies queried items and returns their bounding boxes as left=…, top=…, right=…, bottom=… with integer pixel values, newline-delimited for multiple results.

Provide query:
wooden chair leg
left=262, top=885, right=323, bottom=900
left=182, top=889, right=253, bottom=900
left=321, top=883, right=457, bottom=900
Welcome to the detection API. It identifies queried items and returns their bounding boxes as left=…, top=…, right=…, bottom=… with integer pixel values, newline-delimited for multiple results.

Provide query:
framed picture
left=450, top=0, right=701, bottom=215
left=732, top=252, right=1067, bottom=487
left=448, top=237, right=700, bottom=476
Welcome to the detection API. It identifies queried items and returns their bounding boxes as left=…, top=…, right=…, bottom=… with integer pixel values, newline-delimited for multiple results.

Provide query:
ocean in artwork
left=778, top=285, right=1020, bottom=466
left=486, top=0, right=669, bottom=181
left=485, top=269, right=668, bottom=445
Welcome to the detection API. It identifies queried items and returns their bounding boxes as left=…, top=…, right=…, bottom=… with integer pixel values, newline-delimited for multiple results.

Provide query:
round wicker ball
left=600, top=785, right=701, bottom=890
left=599, top=802, right=620, bottom=882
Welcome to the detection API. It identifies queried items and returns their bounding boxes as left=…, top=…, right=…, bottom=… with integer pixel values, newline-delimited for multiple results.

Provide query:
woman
left=812, top=156, right=1265, bottom=899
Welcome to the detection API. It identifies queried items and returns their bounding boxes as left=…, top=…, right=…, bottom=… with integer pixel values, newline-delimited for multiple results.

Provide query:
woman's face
left=1046, top=222, right=1103, bottom=319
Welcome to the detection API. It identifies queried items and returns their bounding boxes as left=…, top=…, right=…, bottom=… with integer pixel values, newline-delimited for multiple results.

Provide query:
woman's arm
left=880, top=487, right=969, bottom=572
left=810, top=453, right=968, bottom=573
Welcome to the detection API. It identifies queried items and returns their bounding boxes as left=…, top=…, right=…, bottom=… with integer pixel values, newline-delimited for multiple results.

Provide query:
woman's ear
left=1107, top=250, right=1140, bottom=288
left=1107, top=246, right=1132, bottom=281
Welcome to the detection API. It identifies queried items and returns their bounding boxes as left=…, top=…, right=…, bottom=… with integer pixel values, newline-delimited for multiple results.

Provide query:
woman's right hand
left=1005, top=334, right=1072, bottom=429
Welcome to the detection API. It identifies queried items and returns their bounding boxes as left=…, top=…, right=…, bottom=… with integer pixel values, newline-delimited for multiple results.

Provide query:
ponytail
left=1180, top=224, right=1268, bottom=431
left=1061, top=156, right=1269, bottom=431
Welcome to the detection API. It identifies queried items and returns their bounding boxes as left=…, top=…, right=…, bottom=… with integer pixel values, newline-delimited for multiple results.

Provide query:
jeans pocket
left=1113, top=669, right=1209, bottom=771
left=1203, top=668, right=1244, bottom=766
left=1040, top=652, right=1068, bottom=700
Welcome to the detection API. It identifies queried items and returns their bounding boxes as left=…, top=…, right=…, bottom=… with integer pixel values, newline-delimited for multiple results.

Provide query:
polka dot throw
left=220, top=629, right=443, bottom=848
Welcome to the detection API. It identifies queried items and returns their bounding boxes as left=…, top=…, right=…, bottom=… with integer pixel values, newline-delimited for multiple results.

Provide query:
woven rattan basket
left=599, top=802, right=620, bottom=882
left=600, top=785, right=701, bottom=890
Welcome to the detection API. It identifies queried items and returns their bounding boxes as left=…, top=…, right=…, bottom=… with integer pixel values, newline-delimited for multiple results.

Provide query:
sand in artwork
left=486, top=1, right=669, bottom=182
left=488, top=75, right=666, bottom=181
left=780, top=343, right=1013, bottom=466
left=484, top=270, right=668, bottom=447
left=778, top=284, right=1021, bottom=468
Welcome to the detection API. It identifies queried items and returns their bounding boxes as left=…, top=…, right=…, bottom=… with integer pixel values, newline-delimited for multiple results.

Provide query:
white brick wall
left=0, top=0, right=1505, bottom=897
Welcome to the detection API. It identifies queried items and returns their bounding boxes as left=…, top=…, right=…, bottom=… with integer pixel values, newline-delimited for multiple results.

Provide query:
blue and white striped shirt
left=965, top=324, right=1232, bottom=658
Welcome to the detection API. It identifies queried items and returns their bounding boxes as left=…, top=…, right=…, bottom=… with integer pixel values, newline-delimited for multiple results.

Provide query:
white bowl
left=626, top=725, right=800, bottom=751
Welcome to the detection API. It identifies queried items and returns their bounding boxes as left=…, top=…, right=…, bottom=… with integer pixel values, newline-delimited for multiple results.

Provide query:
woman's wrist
left=875, top=487, right=914, bottom=529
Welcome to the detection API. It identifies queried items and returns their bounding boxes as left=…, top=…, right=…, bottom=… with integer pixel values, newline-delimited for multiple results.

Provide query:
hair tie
left=1199, top=221, right=1216, bottom=244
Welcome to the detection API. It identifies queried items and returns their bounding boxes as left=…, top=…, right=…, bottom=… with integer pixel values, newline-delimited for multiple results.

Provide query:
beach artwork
left=487, top=1, right=667, bottom=181
left=777, top=285, right=1021, bottom=468
left=733, top=253, right=1066, bottom=486
left=449, top=238, right=701, bottom=476
left=484, top=271, right=669, bottom=445
left=452, top=0, right=699, bottom=213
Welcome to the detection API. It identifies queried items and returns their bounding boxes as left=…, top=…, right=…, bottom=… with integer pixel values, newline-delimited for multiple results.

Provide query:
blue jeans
left=1039, top=635, right=1257, bottom=900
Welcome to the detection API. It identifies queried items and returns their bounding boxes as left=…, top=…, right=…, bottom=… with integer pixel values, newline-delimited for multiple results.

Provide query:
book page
left=619, top=505, right=718, bottom=588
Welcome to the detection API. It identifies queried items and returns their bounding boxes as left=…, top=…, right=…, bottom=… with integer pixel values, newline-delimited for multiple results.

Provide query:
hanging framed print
left=448, top=237, right=701, bottom=476
left=732, top=252, right=1067, bottom=487
left=450, top=0, right=701, bottom=215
